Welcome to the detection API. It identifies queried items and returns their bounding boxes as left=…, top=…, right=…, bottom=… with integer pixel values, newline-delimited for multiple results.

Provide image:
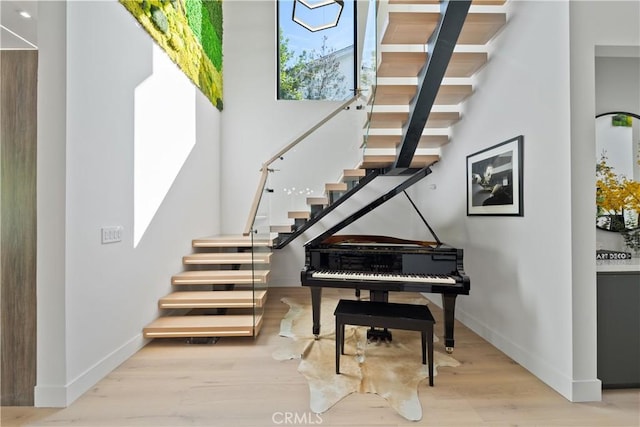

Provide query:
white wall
left=36, top=0, right=68, bottom=408
left=36, top=0, right=222, bottom=407
left=411, top=1, right=583, bottom=400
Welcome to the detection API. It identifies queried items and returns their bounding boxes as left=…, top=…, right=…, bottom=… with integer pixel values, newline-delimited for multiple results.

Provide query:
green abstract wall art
left=121, top=0, right=223, bottom=111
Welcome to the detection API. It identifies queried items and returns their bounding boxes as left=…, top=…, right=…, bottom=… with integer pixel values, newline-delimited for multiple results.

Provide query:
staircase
left=143, top=235, right=272, bottom=339
left=142, top=0, right=508, bottom=341
left=365, top=0, right=507, bottom=166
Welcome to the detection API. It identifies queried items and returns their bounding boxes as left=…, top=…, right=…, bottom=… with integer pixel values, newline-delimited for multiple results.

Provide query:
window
left=277, top=0, right=356, bottom=101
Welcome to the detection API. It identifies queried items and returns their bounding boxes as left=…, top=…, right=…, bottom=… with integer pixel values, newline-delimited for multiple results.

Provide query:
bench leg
left=427, top=324, right=434, bottom=386
left=335, top=317, right=342, bottom=374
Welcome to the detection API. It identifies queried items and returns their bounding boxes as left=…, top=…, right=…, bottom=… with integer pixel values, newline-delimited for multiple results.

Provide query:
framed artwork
left=466, top=135, right=524, bottom=216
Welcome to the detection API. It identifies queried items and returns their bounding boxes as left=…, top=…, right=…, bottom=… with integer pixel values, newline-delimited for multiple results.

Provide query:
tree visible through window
left=277, top=0, right=356, bottom=101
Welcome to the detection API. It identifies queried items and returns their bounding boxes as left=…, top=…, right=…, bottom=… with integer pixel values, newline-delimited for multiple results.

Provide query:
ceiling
left=1, top=0, right=38, bottom=49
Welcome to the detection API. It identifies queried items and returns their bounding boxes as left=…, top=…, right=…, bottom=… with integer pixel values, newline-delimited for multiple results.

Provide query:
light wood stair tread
left=143, top=314, right=263, bottom=338
left=373, top=84, right=473, bottom=105
left=192, top=235, right=273, bottom=248
left=288, top=211, right=311, bottom=219
left=159, top=290, right=267, bottom=309
left=342, top=169, right=367, bottom=178
left=383, top=10, right=505, bottom=45
left=325, top=182, right=348, bottom=191
left=183, top=252, right=271, bottom=265
left=306, top=197, right=329, bottom=205
left=368, top=111, right=460, bottom=129
left=378, top=52, right=487, bottom=79
left=270, top=224, right=294, bottom=233
left=360, top=154, right=440, bottom=170
left=171, top=270, right=270, bottom=285
left=364, top=134, right=449, bottom=149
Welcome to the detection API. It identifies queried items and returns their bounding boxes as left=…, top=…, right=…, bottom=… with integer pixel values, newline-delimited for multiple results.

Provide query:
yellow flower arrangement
left=596, top=152, right=640, bottom=253
left=596, top=154, right=640, bottom=220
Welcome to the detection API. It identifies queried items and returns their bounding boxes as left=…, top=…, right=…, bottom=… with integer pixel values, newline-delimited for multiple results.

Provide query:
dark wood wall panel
left=1, top=50, right=38, bottom=406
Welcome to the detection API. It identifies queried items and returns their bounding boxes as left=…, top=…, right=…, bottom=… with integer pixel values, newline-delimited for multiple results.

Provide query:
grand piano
left=300, top=167, right=470, bottom=353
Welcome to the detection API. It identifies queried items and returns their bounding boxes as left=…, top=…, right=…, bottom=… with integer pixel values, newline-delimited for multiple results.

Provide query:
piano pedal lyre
left=367, top=327, right=392, bottom=343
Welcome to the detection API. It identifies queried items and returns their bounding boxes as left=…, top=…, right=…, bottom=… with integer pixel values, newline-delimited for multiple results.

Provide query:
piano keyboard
left=311, top=270, right=457, bottom=285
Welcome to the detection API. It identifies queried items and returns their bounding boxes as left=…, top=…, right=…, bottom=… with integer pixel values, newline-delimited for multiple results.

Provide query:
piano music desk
left=334, top=299, right=435, bottom=386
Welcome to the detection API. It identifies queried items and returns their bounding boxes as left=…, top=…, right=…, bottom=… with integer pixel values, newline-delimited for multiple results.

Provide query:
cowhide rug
left=272, top=295, right=460, bottom=421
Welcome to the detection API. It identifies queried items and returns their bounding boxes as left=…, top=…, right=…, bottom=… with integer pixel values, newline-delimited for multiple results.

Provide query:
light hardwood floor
left=2, top=287, right=639, bottom=427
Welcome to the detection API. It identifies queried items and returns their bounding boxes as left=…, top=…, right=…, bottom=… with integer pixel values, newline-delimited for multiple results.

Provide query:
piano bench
left=333, top=299, right=435, bottom=386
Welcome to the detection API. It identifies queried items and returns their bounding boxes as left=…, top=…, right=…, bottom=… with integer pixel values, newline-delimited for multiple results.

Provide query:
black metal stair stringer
left=273, top=169, right=381, bottom=249
left=394, top=0, right=471, bottom=170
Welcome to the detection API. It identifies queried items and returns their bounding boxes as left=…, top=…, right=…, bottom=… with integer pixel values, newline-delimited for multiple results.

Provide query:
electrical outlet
left=101, top=226, right=123, bottom=244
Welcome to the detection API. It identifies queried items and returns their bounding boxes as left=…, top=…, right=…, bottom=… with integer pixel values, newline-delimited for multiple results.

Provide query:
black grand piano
left=300, top=167, right=470, bottom=353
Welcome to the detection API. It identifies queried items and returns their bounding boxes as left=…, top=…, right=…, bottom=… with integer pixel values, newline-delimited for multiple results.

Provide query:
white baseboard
left=35, top=334, right=147, bottom=407
left=422, top=293, right=602, bottom=403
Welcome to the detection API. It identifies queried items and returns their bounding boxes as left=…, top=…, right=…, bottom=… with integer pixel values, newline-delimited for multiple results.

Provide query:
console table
left=596, top=258, right=640, bottom=389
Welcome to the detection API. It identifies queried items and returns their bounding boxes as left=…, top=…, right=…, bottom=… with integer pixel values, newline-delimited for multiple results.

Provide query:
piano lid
left=320, top=234, right=438, bottom=248
left=305, top=166, right=438, bottom=248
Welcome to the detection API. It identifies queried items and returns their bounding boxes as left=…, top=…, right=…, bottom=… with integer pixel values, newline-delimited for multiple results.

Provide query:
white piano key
left=311, top=270, right=456, bottom=284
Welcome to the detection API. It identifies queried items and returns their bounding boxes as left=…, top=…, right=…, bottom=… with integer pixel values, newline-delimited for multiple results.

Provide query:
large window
left=277, top=0, right=356, bottom=101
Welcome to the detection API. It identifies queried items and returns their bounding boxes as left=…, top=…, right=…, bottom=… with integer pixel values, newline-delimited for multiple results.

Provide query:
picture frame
left=466, top=135, right=524, bottom=216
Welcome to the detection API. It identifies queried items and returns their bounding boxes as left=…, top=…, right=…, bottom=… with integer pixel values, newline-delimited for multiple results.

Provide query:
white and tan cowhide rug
left=272, top=295, right=460, bottom=421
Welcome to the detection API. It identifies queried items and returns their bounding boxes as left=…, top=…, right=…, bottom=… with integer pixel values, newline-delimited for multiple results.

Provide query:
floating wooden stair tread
left=360, top=154, right=439, bottom=170
left=378, top=51, right=487, bottom=79
left=446, top=52, right=489, bottom=78
left=307, top=197, right=329, bottom=205
left=368, top=111, right=460, bottom=129
left=371, top=84, right=418, bottom=105
left=326, top=182, right=348, bottom=192
left=288, top=211, right=310, bottom=219
left=343, top=169, right=367, bottom=179
left=373, top=83, right=473, bottom=105
left=171, top=270, right=270, bottom=285
left=182, top=252, right=271, bottom=265
left=383, top=7, right=505, bottom=46
left=192, top=235, right=272, bottom=248
left=365, top=134, right=449, bottom=149
left=270, top=224, right=294, bottom=233
left=378, top=52, right=427, bottom=78
left=143, top=314, right=263, bottom=338
left=159, top=290, right=267, bottom=309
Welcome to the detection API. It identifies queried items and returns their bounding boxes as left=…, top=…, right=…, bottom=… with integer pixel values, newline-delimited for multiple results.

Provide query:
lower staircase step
left=143, top=314, right=263, bottom=338
left=182, top=252, right=272, bottom=265
left=192, top=235, right=273, bottom=248
left=171, top=270, right=270, bottom=285
left=159, top=290, right=267, bottom=309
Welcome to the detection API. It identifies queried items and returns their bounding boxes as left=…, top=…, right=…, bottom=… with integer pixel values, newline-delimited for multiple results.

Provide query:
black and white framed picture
left=466, top=135, right=524, bottom=216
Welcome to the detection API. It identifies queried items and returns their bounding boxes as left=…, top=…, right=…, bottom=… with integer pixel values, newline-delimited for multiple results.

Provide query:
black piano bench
left=333, top=299, right=435, bottom=386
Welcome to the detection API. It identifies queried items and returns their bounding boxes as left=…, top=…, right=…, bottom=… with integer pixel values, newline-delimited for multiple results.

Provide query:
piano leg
left=442, top=294, right=457, bottom=353
left=309, top=286, right=322, bottom=339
